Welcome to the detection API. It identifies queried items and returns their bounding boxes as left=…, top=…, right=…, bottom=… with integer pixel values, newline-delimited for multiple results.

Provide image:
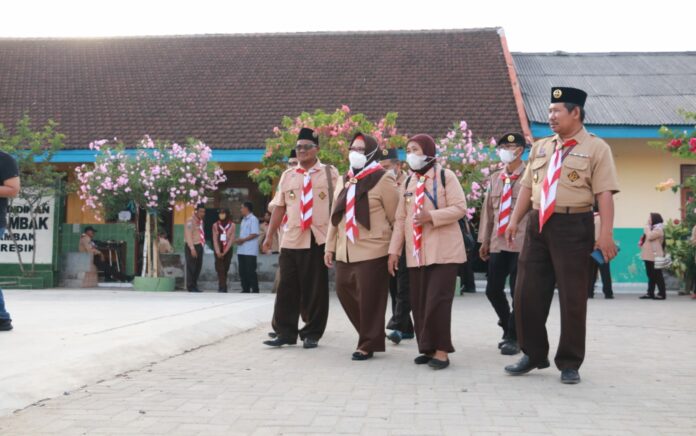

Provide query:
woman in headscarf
left=212, top=207, right=236, bottom=293
left=388, top=134, right=467, bottom=370
left=638, top=212, right=667, bottom=300
left=325, top=133, right=400, bottom=360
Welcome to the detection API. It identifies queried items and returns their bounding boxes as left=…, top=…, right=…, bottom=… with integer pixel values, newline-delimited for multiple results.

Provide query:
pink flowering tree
left=652, top=111, right=696, bottom=284
left=249, top=106, right=408, bottom=195
left=75, top=136, right=226, bottom=277
left=436, top=120, right=500, bottom=221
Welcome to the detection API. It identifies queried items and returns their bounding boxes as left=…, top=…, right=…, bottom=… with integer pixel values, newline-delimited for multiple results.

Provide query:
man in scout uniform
left=478, top=133, right=528, bottom=356
left=262, top=127, right=339, bottom=349
left=184, top=204, right=207, bottom=293
left=504, top=87, right=619, bottom=384
left=378, top=148, right=414, bottom=344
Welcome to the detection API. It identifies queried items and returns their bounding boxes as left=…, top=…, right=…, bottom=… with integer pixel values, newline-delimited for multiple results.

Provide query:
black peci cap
left=551, top=87, right=587, bottom=106
left=378, top=148, right=399, bottom=161
left=297, top=127, right=319, bottom=145
left=84, top=226, right=96, bottom=233
left=497, top=132, right=526, bottom=148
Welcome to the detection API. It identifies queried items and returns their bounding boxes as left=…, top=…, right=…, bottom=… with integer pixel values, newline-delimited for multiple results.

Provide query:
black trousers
left=271, top=233, right=329, bottom=342
left=94, top=257, right=116, bottom=281
left=387, top=249, right=414, bottom=334
left=644, top=260, right=666, bottom=298
left=458, top=261, right=476, bottom=292
left=238, top=254, right=259, bottom=293
left=215, top=250, right=233, bottom=291
left=185, top=244, right=204, bottom=291
left=588, top=260, right=613, bottom=297
left=485, top=251, right=518, bottom=340
left=514, top=210, right=594, bottom=371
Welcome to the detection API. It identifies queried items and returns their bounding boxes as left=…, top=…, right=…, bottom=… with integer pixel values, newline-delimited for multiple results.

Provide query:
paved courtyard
left=1, top=291, right=694, bottom=435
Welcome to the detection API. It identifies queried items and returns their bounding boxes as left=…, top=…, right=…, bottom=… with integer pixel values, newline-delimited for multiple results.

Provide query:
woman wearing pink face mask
left=388, top=134, right=468, bottom=370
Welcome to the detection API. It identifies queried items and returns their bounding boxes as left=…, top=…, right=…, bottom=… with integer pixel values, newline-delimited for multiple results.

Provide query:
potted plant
left=75, top=136, right=226, bottom=291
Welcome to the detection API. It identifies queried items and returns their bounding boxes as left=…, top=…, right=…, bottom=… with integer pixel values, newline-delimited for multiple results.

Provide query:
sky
left=0, top=0, right=693, bottom=53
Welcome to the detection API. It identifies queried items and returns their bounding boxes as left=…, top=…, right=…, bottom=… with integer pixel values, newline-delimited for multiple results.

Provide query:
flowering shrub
left=75, top=136, right=226, bottom=220
left=75, top=136, right=226, bottom=277
left=249, top=106, right=408, bottom=195
left=435, top=120, right=500, bottom=220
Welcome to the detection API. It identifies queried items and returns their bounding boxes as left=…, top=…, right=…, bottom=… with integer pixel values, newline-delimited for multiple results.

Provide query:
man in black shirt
left=0, top=151, right=20, bottom=331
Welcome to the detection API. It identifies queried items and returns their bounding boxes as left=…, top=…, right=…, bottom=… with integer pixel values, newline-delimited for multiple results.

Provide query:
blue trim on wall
left=39, top=149, right=267, bottom=163
left=530, top=122, right=694, bottom=139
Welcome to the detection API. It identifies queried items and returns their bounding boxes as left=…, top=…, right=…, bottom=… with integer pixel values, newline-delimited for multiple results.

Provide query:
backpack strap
left=325, top=164, right=334, bottom=213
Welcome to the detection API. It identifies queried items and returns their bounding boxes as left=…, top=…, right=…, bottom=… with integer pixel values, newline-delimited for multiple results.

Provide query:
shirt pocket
left=530, top=157, right=549, bottom=185
left=560, top=156, right=590, bottom=187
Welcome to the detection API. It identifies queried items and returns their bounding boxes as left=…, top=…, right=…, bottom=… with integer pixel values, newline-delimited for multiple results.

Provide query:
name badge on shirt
left=220, top=233, right=227, bottom=242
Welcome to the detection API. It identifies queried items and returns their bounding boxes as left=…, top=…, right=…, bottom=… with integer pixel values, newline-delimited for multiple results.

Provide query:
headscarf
left=331, top=133, right=386, bottom=230
left=408, top=134, right=437, bottom=175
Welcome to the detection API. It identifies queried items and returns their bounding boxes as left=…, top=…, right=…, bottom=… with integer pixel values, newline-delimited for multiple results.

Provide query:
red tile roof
left=0, top=29, right=522, bottom=150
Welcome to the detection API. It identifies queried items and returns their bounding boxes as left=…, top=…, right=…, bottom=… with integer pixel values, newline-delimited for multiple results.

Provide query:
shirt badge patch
left=568, top=170, right=580, bottom=182
left=318, top=191, right=326, bottom=200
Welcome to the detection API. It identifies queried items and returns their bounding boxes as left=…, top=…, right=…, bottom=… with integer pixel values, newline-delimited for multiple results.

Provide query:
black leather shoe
left=302, top=338, right=318, bottom=349
left=561, top=369, right=581, bottom=384
left=428, top=358, right=450, bottom=370
left=639, top=294, right=654, bottom=299
left=414, top=355, right=432, bottom=365
left=387, top=330, right=402, bottom=345
left=504, top=355, right=550, bottom=375
left=263, top=337, right=295, bottom=347
left=0, top=320, right=13, bottom=331
left=500, top=340, right=520, bottom=356
left=351, top=351, right=374, bottom=361
left=605, top=294, right=614, bottom=299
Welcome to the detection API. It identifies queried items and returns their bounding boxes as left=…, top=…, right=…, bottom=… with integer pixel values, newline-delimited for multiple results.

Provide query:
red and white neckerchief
left=539, top=139, right=578, bottom=231
left=412, top=174, right=427, bottom=265
left=197, top=218, right=205, bottom=244
left=296, top=166, right=318, bottom=231
left=497, top=171, right=520, bottom=236
left=344, top=161, right=382, bottom=243
left=217, top=221, right=232, bottom=250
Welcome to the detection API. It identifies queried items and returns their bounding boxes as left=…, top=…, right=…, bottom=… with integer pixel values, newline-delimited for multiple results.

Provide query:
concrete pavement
left=1, top=290, right=694, bottom=435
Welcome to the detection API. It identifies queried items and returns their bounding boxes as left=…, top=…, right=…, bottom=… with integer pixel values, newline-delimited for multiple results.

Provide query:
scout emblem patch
left=507, top=135, right=515, bottom=143
left=533, top=172, right=539, bottom=183
left=404, top=192, right=413, bottom=204
left=318, top=192, right=326, bottom=200
left=382, top=149, right=388, bottom=156
left=568, top=170, right=580, bottom=182
left=553, top=89, right=563, bottom=99
left=289, top=190, right=296, bottom=200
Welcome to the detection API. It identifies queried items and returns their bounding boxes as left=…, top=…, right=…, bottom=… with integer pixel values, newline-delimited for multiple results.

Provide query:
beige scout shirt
left=184, top=216, right=203, bottom=247
left=521, top=128, right=620, bottom=209
left=478, top=163, right=528, bottom=253
left=79, top=234, right=100, bottom=256
left=388, top=166, right=468, bottom=267
left=640, top=225, right=665, bottom=261
left=269, top=159, right=340, bottom=249
left=326, top=171, right=400, bottom=263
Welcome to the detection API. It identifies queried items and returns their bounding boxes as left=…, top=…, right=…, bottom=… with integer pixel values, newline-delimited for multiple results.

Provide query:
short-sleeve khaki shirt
left=269, top=159, right=339, bottom=249
left=521, top=128, right=620, bottom=208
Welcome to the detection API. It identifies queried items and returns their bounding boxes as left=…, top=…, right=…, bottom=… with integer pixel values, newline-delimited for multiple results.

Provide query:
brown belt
left=533, top=205, right=592, bottom=214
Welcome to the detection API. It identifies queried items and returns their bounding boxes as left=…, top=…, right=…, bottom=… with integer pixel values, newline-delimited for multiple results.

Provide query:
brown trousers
left=271, top=233, right=329, bottom=342
left=514, top=210, right=594, bottom=370
left=214, top=250, right=233, bottom=291
left=409, top=263, right=458, bottom=354
left=335, top=256, right=389, bottom=352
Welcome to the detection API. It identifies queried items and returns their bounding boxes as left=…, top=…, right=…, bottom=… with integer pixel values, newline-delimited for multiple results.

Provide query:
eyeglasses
left=295, top=143, right=317, bottom=151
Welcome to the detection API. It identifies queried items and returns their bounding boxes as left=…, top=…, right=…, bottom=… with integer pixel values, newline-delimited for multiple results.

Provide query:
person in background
left=639, top=212, right=667, bottom=300
left=478, top=132, right=528, bottom=356
left=259, top=211, right=279, bottom=254
left=184, top=204, right=206, bottom=293
left=388, top=134, right=468, bottom=370
left=158, top=230, right=173, bottom=254
left=378, top=148, right=415, bottom=344
left=325, top=133, right=399, bottom=360
left=691, top=223, right=696, bottom=299
left=79, top=226, right=122, bottom=282
left=0, top=149, right=20, bottom=331
left=458, top=223, right=477, bottom=294
left=213, top=208, right=236, bottom=293
left=236, top=202, right=260, bottom=293
left=589, top=205, right=614, bottom=299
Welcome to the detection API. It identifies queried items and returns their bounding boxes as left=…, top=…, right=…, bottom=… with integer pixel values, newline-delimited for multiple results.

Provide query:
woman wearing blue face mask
left=325, top=133, right=400, bottom=360
left=388, top=134, right=468, bottom=370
